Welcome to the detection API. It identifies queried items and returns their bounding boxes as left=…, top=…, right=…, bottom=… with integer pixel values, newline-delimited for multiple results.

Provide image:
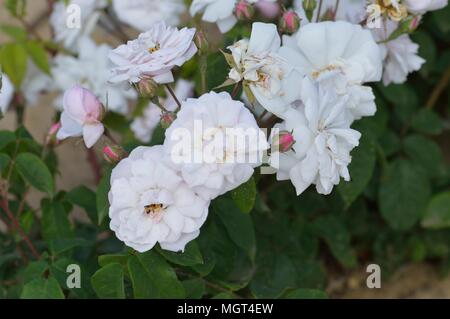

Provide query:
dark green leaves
left=379, top=159, right=431, bottom=231
left=421, top=192, right=450, bottom=229
left=21, top=277, right=65, bottom=299
left=15, top=153, right=54, bottom=195
left=156, top=241, right=203, bottom=267
left=231, top=176, right=256, bottom=214
left=66, top=186, right=97, bottom=223
left=91, top=263, right=125, bottom=299
left=96, top=168, right=112, bottom=225
left=128, top=251, right=185, bottom=299
left=0, top=42, right=27, bottom=88
left=41, top=199, right=73, bottom=243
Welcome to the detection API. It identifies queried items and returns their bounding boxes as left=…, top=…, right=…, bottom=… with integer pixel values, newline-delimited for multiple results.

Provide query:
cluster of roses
left=1, top=0, right=447, bottom=254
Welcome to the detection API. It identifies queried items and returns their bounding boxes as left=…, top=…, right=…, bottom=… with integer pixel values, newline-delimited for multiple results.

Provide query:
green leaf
left=98, top=254, right=129, bottom=268
left=23, top=260, right=49, bottom=284
left=410, top=109, right=444, bottom=135
left=0, top=25, right=27, bottom=40
left=15, top=153, right=54, bottom=195
left=338, top=135, right=376, bottom=208
left=41, top=199, right=73, bottom=243
left=0, top=153, right=10, bottom=173
left=0, top=131, right=15, bottom=150
left=66, top=186, right=97, bottom=223
left=313, top=215, right=357, bottom=268
left=91, top=263, right=125, bottom=299
left=156, top=241, right=203, bottom=267
left=128, top=251, right=185, bottom=299
left=20, top=277, right=65, bottom=299
left=421, top=192, right=450, bottom=229
left=5, top=0, right=27, bottom=17
left=403, top=134, right=443, bottom=178
left=281, top=288, right=328, bottom=299
left=411, top=31, right=436, bottom=77
left=231, top=176, right=256, bottom=214
left=0, top=42, right=27, bottom=88
left=379, top=159, right=431, bottom=230
left=24, top=40, right=51, bottom=75
left=214, top=198, right=256, bottom=259
left=96, top=168, right=112, bottom=225
left=182, top=279, right=206, bottom=299
left=378, top=84, right=418, bottom=123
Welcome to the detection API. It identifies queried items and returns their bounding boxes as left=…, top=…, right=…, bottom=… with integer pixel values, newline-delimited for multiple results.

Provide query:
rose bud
left=46, top=122, right=62, bottom=147
left=235, top=0, right=255, bottom=21
left=273, top=130, right=295, bottom=153
left=137, top=77, right=158, bottom=99
left=303, top=0, right=317, bottom=21
left=255, top=0, right=280, bottom=19
left=279, top=10, right=301, bottom=34
left=103, top=145, right=128, bottom=164
left=160, top=112, right=177, bottom=129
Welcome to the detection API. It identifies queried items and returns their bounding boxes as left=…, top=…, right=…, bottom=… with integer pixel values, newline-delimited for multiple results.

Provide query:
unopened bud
left=103, top=145, right=128, bottom=164
left=279, top=10, right=301, bottom=34
left=273, top=131, right=295, bottom=153
left=408, top=15, right=421, bottom=33
left=194, top=31, right=209, bottom=55
left=235, top=0, right=255, bottom=20
left=160, top=112, right=177, bottom=129
left=45, top=122, right=61, bottom=147
left=303, top=0, right=317, bottom=21
left=137, top=77, right=158, bottom=99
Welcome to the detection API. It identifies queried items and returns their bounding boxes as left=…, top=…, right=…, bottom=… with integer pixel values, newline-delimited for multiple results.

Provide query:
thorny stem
left=316, top=0, right=324, bottom=22
left=425, top=64, right=450, bottom=109
left=200, top=55, right=208, bottom=94
left=165, top=84, right=182, bottom=111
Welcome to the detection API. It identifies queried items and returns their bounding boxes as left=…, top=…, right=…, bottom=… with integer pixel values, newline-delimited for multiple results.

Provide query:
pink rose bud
left=255, top=0, right=280, bottom=19
left=194, top=31, right=209, bottom=55
left=160, top=112, right=177, bottom=129
left=409, top=15, right=421, bottom=32
left=235, top=0, right=255, bottom=20
left=279, top=10, right=301, bottom=34
left=137, top=77, right=158, bottom=99
left=103, top=145, right=128, bottom=164
left=46, top=122, right=62, bottom=147
left=273, top=131, right=295, bottom=153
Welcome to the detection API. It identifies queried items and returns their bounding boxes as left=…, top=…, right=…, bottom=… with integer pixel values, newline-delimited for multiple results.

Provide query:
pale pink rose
left=57, top=85, right=105, bottom=148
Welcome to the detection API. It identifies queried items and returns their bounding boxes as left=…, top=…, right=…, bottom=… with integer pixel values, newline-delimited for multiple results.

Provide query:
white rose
left=190, top=0, right=238, bottom=33
left=108, top=22, right=197, bottom=84
left=270, top=77, right=361, bottom=195
left=112, top=0, right=186, bottom=31
left=404, top=0, right=448, bottom=13
left=164, top=91, right=268, bottom=200
left=228, top=22, right=301, bottom=117
left=281, top=21, right=383, bottom=121
left=109, top=145, right=210, bottom=253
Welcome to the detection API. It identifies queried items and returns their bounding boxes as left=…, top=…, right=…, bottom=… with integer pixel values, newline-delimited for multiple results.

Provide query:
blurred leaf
left=313, top=215, right=357, bottom=268
left=4, top=0, right=27, bottom=17
left=98, top=254, right=129, bottom=268
left=403, top=134, right=443, bottom=178
left=0, top=25, right=26, bottom=40
left=20, top=277, right=64, bottom=299
left=156, top=241, right=203, bottom=267
left=91, top=263, right=125, bottom=299
left=410, top=109, right=444, bottom=135
left=41, top=199, right=73, bottom=243
left=421, top=192, right=450, bottom=229
left=15, top=153, right=54, bottom=195
left=182, top=279, right=206, bottom=299
left=379, top=159, right=431, bottom=230
left=411, top=31, right=436, bottom=77
left=96, top=168, right=112, bottom=225
left=24, top=40, right=50, bottom=75
left=338, top=135, right=376, bottom=208
left=378, top=84, right=418, bottom=123
left=0, top=131, right=16, bottom=150
left=231, top=176, right=256, bottom=214
left=66, top=186, right=97, bottom=223
left=281, top=288, right=328, bottom=299
left=0, top=42, right=27, bottom=88
left=214, top=198, right=256, bottom=260
left=128, top=251, right=185, bottom=299
left=23, top=260, right=48, bottom=284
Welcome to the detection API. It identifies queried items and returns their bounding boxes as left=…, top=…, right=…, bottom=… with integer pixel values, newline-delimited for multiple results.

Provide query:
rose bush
left=0, top=0, right=449, bottom=299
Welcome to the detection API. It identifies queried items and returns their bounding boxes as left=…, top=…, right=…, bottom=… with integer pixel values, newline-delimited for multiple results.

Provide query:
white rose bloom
left=109, top=145, right=210, bottom=253
left=50, top=0, right=106, bottom=51
left=0, top=74, right=14, bottom=114
left=293, top=0, right=367, bottom=24
left=52, top=38, right=136, bottom=114
left=190, top=0, right=237, bottom=33
left=112, top=0, right=186, bottom=31
left=228, top=22, right=300, bottom=117
left=374, top=21, right=425, bottom=85
left=22, top=63, right=54, bottom=106
left=164, top=91, right=268, bottom=200
left=131, top=79, right=194, bottom=142
left=280, top=21, right=383, bottom=120
left=109, top=22, right=197, bottom=85
left=270, top=77, right=361, bottom=196
left=404, top=0, right=448, bottom=13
